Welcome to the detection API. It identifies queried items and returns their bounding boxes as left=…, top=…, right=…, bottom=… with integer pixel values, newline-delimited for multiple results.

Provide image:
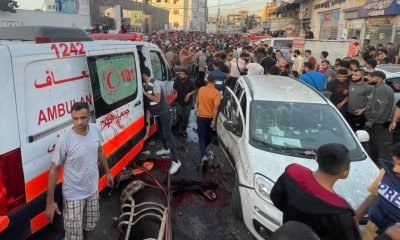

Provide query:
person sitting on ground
left=271, top=143, right=360, bottom=240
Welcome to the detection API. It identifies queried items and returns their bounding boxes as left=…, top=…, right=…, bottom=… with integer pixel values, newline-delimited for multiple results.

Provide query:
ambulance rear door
left=85, top=45, right=145, bottom=184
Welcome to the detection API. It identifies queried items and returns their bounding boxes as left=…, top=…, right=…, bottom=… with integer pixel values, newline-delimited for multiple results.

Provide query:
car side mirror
left=223, top=119, right=238, bottom=133
left=356, top=130, right=370, bottom=143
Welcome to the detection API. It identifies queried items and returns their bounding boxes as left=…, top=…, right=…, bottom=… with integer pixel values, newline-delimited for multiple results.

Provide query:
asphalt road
left=28, top=111, right=253, bottom=240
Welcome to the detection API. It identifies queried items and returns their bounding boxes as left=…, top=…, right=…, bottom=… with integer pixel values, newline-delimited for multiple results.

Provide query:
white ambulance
left=0, top=26, right=175, bottom=240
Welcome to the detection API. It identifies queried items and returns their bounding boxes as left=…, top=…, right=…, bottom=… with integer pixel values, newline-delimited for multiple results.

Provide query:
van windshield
left=249, top=101, right=366, bottom=161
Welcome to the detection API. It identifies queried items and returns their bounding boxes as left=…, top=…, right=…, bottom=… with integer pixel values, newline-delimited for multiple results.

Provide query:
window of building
left=173, top=9, right=179, bottom=15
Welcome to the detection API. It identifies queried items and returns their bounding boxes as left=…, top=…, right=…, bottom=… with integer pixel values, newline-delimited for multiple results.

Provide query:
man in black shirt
left=260, top=49, right=276, bottom=74
left=173, top=69, right=196, bottom=137
left=305, top=27, right=314, bottom=39
left=326, top=69, right=349, bottom=115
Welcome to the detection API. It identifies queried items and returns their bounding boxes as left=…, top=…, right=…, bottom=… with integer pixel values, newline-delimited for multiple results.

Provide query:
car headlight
left=254, top=174, right=275, bottom=204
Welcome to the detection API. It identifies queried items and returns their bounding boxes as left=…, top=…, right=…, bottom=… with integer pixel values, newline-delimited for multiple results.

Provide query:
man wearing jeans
left=196, top=75, right=221, bottom=169
left=142, top=67, right=181, bottom=174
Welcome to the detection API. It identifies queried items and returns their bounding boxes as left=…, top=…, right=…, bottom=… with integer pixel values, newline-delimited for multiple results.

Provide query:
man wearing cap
left=361, top=71, right=394, bottom=166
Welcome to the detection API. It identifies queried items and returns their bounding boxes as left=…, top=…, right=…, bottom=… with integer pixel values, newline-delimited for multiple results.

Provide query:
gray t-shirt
left=53, top=123, right=103, bottom=201
left=144, top=78, right=170, bottom=116
left=365, top=83, right=394, bottom=124
left=347, top=81, right=373, bottom=114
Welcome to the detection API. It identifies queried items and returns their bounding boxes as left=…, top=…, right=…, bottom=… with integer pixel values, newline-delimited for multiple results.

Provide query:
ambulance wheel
left=232, top=182, right=243, bottom=221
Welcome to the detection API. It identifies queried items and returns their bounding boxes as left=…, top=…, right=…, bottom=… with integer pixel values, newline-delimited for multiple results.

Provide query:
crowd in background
left=144, top=31, right=400, bottom=240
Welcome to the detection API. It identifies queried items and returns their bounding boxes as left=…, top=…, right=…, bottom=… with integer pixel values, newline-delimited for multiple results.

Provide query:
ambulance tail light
left=0, top=148, right=26, bottom=215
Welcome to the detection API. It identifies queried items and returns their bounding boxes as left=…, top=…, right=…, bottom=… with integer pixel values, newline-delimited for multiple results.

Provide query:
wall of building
left=310, top=0, right=349, bottom=40
left=0, top=9, right=91, bottom=28
left=89, top=0, right=168, bottom=33
left=344, top=0, right=400, bottom=49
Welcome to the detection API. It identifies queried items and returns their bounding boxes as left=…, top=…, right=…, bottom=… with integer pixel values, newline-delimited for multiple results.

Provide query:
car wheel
left=232, top=181, right=243, bottom=221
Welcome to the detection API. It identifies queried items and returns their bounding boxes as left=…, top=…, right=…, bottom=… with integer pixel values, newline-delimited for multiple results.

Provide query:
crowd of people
left=144, top=31, right=400, bottom=240
left=45, top=29, right=400, bottom=240
left=148, top=31, right=400, bottom=166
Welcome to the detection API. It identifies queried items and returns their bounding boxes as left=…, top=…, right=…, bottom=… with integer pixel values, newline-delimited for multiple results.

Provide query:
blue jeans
left=197, top=117, right=213, bottom=159
left=156, top=112, right=178, bottom=162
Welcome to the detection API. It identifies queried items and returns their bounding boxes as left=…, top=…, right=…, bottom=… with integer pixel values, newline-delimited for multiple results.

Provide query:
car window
left=150, top=51, right=167, bottom=81
left=249, top=101, right=365, bottom=160
left=221, top=89, right=244, bottom=136
left=87, top=52, right=138, bottom=118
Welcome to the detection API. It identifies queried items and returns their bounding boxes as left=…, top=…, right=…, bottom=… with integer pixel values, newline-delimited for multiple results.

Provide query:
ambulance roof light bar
left=90, top=33, right=142, bottom=41
left=0, top=26, right=93, bottom=43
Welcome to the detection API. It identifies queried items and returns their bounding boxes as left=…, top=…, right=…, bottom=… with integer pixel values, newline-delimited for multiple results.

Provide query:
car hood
left=247, top=146, right=380, bottom=209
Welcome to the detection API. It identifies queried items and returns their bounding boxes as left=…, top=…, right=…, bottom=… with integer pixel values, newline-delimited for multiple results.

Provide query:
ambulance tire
left=232, top=181, right=243, bottom=221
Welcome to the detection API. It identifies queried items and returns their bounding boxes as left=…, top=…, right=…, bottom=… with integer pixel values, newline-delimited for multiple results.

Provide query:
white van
left=0, top=26, right=175, bottom=240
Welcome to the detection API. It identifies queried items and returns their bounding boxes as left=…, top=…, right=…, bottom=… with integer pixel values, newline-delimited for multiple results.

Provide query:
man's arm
left=46, top=163, right=61, bottom=223
left=98, top=146, right=114, bottom=187
left=143, top=90, right=161, bottom=103
left=355, top=194, right=377, bottom=224
left=389, top=106, right=400, bottom=133
left=337, top=96, right=349, bottom=109
left=185, top=90, right=197, bottom=102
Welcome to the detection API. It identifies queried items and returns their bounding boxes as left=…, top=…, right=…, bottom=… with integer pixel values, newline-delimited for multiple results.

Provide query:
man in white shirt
left=292, top=49, right=304, bottom=74
left=246, top=58, right=264, bottom=75
left=46, top=102, right=114, bottom=240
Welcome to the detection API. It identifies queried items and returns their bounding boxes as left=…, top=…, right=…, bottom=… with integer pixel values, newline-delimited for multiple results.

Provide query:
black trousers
left=393, top=124, right=400, bottom=144
left=175, top=103, right=192, bottom=133
left=345, top=112, right=366, bottom=132
left=366, top=124, right=385, bottom=167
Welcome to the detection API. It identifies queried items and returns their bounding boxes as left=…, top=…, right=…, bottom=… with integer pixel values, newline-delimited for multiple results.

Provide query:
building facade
left=0, top=9, right=90, bottom=28
left=148, top=0, right=206, bottom=31
left=344, top=0, right=400, bottom=48
left=258, top=0, right=399, bottom=49
left=89, top=0, right=169, bottom=33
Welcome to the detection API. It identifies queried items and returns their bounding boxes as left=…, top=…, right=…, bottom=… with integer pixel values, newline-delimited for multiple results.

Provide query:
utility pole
left=216, top=0, right=220, bottom=32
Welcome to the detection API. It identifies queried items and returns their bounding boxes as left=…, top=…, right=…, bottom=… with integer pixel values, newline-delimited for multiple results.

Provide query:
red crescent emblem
left=106, top=69, right=116, bottom=90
